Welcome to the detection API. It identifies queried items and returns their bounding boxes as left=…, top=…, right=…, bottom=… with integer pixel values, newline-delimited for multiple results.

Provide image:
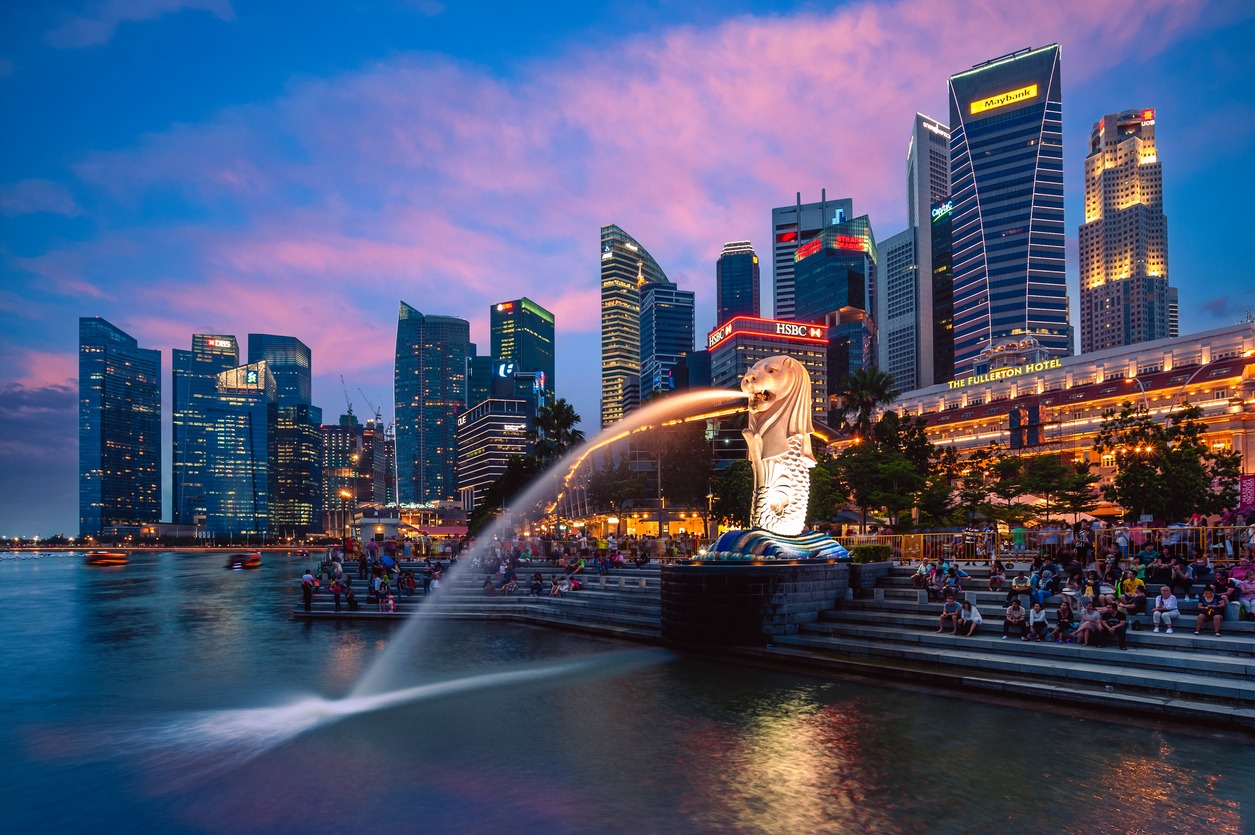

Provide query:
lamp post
left=338, top=489, right=353, bottom=542
left=1123, top=376, right=1149, bottom=413
left=706, top=492, right=715, bottom=542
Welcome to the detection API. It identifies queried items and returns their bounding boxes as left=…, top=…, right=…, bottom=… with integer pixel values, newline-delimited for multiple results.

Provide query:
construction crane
left=339, top=375, right=354, bottom=419
left=358, top=388, right=384, bottom=425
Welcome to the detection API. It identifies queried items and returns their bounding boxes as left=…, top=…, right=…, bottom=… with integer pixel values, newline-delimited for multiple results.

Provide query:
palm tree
left=534, top=399, right=585, bottom=464
left=831, top=367, right=899, bottom=439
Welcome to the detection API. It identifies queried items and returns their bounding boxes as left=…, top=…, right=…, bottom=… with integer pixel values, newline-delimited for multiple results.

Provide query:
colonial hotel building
left=880, top=323, right=1255, bottom=473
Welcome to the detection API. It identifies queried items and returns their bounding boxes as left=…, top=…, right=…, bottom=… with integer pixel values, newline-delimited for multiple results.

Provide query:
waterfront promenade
left=294, top=559, right=1255, bottom=732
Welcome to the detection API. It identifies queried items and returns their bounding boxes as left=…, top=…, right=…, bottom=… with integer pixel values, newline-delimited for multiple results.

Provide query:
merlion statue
left=741, top=355, right=817, bottom=536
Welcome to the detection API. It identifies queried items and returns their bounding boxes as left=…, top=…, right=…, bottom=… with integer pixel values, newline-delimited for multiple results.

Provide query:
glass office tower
left=247, top=334, right=312, bottom=408
left=639, top=282, right=695, bottom=396
left=600, top=224, right=670, bottom=427
left=948, top=45, right=1068, bottom=376
left=715, top=241, right=760, bottom=325
left=490, top=297, right=556, bottom=397
left=173, top=334, right=239, bottom=525
left=929, top=199, right=956, bottom=384
left=394, top=302, right=471, bottom=503
left=203, top=361, right=277, bottom=538
left=770, top=192, right=853, bottom=320
left=791, top=215, right=878, bottom=330
left=79, top=317, right=162, bottom=537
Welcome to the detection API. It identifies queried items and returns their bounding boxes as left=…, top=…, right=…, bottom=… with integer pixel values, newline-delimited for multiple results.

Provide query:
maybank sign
left=970, top=83, right=1038, bottom=115
left=947, top=358, right=1062, bottom=390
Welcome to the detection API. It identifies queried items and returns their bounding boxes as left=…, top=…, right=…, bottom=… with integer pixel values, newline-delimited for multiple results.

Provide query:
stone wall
left=660, top=562, right=849, bottom=648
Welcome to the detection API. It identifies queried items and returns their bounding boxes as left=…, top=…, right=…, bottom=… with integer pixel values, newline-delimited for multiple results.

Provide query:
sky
left=2, top=0, right=1254, bottom=538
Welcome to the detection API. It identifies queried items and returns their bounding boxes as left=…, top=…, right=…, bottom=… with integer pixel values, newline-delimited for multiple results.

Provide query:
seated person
left=938, top=595, right=962, bottom=634
left=1073, top=600, right=1106, bottom=646
left=944, top=566, right=970, bottom=596
left=1005, top=571, right=1033, bottom=605
left=1194, top=586, right=1226, bottom=636
left=1150, top=586, right=1180, bottom=633
left=1002, top=600, right=1028, bottom=640
left=549, top=576, right=564, bottom=597
left=1097, top=604, right=1129, bottom=650
left=957, top=600, right=982, bottom=637
left=530, top=573, right=544, bottom=596
left=1047, top=600, right=1074, bottom=643
left=987, top=560, right=1006, bottom=591
left=912, top=559, right=934, bottom=590
left=1170, top=559, right=1195, bottom=601
left=1237, top=576, right=1255, bottom=619
left=1026, top=602, right=1049, bottom=641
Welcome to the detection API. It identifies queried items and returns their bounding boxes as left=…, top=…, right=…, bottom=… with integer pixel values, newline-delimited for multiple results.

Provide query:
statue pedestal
left=660, top=561, right=849, bottom=648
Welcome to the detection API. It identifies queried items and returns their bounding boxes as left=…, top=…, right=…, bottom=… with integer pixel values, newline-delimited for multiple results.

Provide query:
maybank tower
left=948, top=45, right=1068, bottom=377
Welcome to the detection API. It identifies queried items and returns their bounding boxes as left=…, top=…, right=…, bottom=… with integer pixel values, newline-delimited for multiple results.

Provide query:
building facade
left=906, top=113, right=952, bottom=387
left=929, top=199, right=956, bottom=385
left=321, top=414, right=361, bottom=537
left=247, top=334, right=312, bottom=408
left=878, top=227, right=918, bottom=390
left=877, top=323, right=1255, bottom=485
left=600, top=224, right=671, bottom=427
left=1079, top=108, right=1174, bottom=353
left=792, top=215, right=878, bottom=330
left=203, top=361, right=277, bottom=538
left=172, top=334, right=239, bottom=526
left=78, top=318, right=162, bottom=537
left=394, top=302, right=471, bottom=503
left=948, top=45, right=1069, bottom=376
left=639, top=282, right=695, bottom=397
left=715, top=241, right=760, bottom=326
left=490, top=297, right=556, bottom=396
left=455, top=398, right=536, bottom=513
left=707, top=316, right=829, bottom=417
left=770, top=192, right=853, bottom=320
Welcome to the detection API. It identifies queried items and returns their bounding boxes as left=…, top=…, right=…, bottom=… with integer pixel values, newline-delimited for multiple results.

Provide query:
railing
left=840, top=526, right=1254, bottom=565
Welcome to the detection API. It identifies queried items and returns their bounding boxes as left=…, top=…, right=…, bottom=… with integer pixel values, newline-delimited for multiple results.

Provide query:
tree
left=533, top=399, right=585, bottom=465
left=1056, top=461, right=1101, bottom=524
left=1094, top=403, right=1241, bottom=521
left=830, top=367, right=900, bottom=439
left=467, top=455, right=543, bottom=535
left=983, top=454, right=1031, bottom=525
left=709, top=460, right=752, bottom=530
left=1020, top=454, right=1072, bottom=523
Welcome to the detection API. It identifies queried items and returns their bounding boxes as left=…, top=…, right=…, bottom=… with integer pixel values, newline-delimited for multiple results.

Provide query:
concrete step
left=773, top=633, right=1255, bottom=704
left=800, top=619, right=1255, bottom=677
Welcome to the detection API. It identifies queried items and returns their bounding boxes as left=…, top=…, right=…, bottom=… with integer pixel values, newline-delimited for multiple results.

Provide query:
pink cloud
left=8, top=349, right=77, bottom=389
left=45, top=0, right=234, bottom=49
left=0, top=179, right=82, bottom=217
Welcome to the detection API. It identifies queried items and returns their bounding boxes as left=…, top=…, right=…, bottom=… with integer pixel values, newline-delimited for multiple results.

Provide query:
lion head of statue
left=740, top=355, right=815, bottom=462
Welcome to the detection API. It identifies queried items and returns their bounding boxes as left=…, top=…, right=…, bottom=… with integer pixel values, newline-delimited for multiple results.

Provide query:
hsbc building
left=706, top=316, right=830, bottom=417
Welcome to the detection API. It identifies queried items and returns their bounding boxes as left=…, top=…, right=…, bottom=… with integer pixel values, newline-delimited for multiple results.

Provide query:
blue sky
left=2, top=0, right=1253, bottom=537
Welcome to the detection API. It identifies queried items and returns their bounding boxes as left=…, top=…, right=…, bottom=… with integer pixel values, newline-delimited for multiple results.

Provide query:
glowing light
left=970, top=83, right=1039, bottom=115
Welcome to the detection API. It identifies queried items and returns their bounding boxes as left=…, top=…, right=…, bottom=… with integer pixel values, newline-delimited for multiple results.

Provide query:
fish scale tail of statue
left=701, top=355, right=848, bottom=562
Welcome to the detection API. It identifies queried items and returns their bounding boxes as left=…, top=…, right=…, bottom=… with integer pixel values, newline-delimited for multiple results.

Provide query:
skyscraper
left=1079, top=108, right=1174, bottom=353
left=877, top=227, right=918, bottom=390
left=600, top=224, right=670, bottom=427
left=948, top=45, right=1068, bottom=375
left=639, top=282, right=695, bottom=396
left=792, top=215, right=878, bottom=328
left=247, top=334, right=321, bottom=535
left=715, top=241, right=760, bottom=325
left=929, top=198, right=956, bottom=384
left=79, top=317, right=161, bottom=537
left=173, top=334, right=239, bottom=525
left=203, top=361, right=276, bottom=538
left=490, top=297, right=556, bottom=396
left=907, top=114, right=952, bottom=387
left=771, top=192, right=853, bottom=320
left=394, top=302, right=470, bottom=504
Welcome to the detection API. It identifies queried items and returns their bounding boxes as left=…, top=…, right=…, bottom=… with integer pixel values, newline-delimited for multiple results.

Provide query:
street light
left=1123, top=377, right=1149, bottom=413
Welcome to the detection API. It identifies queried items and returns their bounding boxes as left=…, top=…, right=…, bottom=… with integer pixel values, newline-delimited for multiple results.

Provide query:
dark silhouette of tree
left=830, top=367, right=900, bottom=438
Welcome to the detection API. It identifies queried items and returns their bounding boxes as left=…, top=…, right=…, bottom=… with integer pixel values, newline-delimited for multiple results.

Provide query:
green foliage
left=830, top=367, right=900, bottom=439
left=533, top=399, right=585, bottom=465
left=709, top=460, right=752, bottom=530
left=584, top=458, right=648, bottom=512
left=806, top=454, right=843, bottom=525
left=848, top=544, right=893, bottom=563
left=1094, top=403, right=1241, bottom=520
left=467, top=455, right=544, bottom=535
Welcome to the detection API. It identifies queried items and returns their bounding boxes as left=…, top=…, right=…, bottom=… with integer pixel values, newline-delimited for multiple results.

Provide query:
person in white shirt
left=957, top=600, right=982, bottom=637
left=1151, top=586, right=1180, bottom=633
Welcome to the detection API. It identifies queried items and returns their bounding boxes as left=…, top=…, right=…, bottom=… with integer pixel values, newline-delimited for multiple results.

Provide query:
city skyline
left=4, top=0, right=1255, bottom=535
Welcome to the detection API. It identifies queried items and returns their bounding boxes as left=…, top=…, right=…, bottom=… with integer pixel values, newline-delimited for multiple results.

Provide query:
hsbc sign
left=708, top=317, right=826, bottom=349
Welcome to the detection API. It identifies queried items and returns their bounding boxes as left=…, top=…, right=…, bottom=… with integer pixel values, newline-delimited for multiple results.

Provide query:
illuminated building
left=716, top=241, right=760, bottom=325
left=870, top=323, right=1255, bottom=478
left=948, top=45, right=1069, bottom=375
left=640, top=282, right=695, bottom=396
left=490, top=297, right=556, bottom=396
left=600, top=224, right=671, bottom=427
left=78, top=317, right=161, bottom=537
left=929, top=199, right=956, bottom=384
left=320, top=413, right=361, bottom=536
left=394, top=302, right=471, bottom=503
left=770, top=192, right=852, bottom=320
left=172, top=334, right=239, bottom=525
left=1079, top=108, right=1175, bottom=353
left=878, top=228, right=918, bottom=390
left=248, top=334, right=321, bottom=536
left=707, top=316, right=829, bottom=417
left=203, top=361, right=276, bottom=538
left=456, top=399, right=536, bottom=513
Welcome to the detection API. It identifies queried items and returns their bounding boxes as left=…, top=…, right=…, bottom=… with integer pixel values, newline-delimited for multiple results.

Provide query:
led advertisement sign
left=708, top=317, right=826, bottom=349
left=970, top=83, right=1038, bottom=115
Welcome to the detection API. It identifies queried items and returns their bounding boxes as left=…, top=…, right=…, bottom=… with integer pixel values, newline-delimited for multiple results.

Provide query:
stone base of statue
left=700, top=528, right=849, bottom=562
left=660, top=558, right=850, bottom=648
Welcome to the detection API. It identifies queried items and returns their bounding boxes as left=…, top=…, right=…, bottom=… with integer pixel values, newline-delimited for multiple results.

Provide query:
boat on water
left=85, top=551, right=128, bottom=566
left=226, top=552, right=263, bottom=570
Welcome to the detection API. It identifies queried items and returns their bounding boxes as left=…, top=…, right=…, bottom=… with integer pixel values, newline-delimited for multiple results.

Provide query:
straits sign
left=947, top=358, right=1062, bottom=390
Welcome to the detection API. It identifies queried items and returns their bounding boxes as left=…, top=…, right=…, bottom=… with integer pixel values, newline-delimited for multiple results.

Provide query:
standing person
left=1151, top=586, right=1180, bottom=634
left=301, top=569, right=315, bottom=613
left=1002, top=600, right=1028, bottom=640
left=357, top=552, right=368, bottom=580
left=330, top=577, right=343, bottom=613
